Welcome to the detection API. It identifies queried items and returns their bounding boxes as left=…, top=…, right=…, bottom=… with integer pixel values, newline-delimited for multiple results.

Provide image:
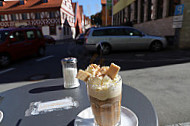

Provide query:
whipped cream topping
left=85, top=64, right=122, bottom=101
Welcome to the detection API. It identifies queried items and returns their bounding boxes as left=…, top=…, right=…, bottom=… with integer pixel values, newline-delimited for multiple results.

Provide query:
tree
left=91, top=12, right=102, bottom=26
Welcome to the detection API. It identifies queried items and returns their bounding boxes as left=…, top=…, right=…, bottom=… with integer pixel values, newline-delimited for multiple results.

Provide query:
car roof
left=92, top=26, right=134, bottom=30
left=0, top=27, right=40, bottom=32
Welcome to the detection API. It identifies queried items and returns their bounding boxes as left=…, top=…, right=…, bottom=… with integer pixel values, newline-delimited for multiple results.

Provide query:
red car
left=44, top=35, right=56, bottom=45
left=0, top=27, right=46, bottom=67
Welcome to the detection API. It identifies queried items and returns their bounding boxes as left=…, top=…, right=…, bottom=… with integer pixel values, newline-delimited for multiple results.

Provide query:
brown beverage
left=89, top=95, right=122, bottom=126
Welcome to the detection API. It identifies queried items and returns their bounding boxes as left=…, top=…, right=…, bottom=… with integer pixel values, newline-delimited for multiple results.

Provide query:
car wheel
left=38, top=47, right=46, bottom=57
left=0, top=54, right=11, bottom=67
left=150, top=41, right=163, bottom=52
left=98, top=43, right=111, bottom=55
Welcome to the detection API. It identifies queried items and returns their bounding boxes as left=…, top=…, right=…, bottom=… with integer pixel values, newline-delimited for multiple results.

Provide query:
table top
left=0, top=78, right=158, bottom=126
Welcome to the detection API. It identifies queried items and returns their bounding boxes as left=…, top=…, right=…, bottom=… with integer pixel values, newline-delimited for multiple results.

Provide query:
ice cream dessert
left=76, top=63, right=122, bottom=126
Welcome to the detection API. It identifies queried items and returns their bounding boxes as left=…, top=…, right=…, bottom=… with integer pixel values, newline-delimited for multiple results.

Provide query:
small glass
left=86, top=76, right=122, bottom=126
left=61, top=57, right=80, bottom=88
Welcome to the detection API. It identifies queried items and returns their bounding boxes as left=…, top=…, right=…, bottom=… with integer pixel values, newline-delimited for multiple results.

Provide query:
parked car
left=0, top=27, right=46, bottom=67
left=44, top=35, right=56, bottom=45
left=75, top=33, right=85, bottom=44
left=85, top=26, right=167, bottom=54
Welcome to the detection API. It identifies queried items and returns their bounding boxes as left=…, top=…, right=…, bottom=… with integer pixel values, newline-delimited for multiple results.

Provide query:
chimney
left=24, top=0, right=28, bottom=4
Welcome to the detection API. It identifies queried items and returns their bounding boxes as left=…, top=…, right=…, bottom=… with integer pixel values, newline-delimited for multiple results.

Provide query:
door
left=106, top=28, right=130, bottom=51
left=7, top=31, right=28, bottom=59
left=126, top=28, right=149, bottom=50
left=25, top=30, right=37, bottom=54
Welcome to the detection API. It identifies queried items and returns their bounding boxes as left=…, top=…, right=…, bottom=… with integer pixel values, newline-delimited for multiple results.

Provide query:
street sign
left=173, top=4, right=184, bottom=29
left=174, top=4, right=184, bottom=16
left=173, top=22, right=182, bottom=29
left=173, top=15, right=183, bottom=22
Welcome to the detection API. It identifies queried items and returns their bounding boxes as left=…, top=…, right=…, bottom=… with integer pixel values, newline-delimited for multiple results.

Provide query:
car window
left=36, top=30, right=43, bottom=39
left=92, top=28, right=129, bottom=36
left=9, top=31, right=25, bottom=43
left=109, top=28, right=129, bottom=36
left=26, top=30, right=35, bottom=40
left=92, top=29, right=106, bottom=36
left=85, top=28, right=90, bottom=35
left=127, top=28, right=142, bottom=36
left=0, top=31, right=9, bottom=43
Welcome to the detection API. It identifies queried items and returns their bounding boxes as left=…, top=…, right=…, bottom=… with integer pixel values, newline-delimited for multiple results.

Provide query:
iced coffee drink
left=76, top=63, right=122, bottom=126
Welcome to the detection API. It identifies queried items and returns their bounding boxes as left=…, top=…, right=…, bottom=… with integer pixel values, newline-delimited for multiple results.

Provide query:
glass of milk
left=61, top=57, right=80, bottom=88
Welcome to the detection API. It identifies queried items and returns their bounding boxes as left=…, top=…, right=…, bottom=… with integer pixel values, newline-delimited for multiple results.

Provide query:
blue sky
left=72, top=0, right=102, bottom=17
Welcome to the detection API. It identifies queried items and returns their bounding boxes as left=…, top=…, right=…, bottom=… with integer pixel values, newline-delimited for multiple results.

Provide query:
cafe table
left=0, top=78, right=158, bottom=126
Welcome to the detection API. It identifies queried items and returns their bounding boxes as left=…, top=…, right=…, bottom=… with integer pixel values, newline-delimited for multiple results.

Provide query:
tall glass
left=86, top=76, right=122, bottom=126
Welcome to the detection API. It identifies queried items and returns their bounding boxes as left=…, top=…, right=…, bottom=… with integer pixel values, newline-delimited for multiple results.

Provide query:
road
left=1, top=41, right=190, bottom=84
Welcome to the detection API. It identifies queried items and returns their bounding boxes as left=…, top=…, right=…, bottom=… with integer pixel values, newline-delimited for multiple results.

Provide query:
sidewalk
left=0, top=63, right=190, bottom=126
left=120, top=62, right=190, bottom=126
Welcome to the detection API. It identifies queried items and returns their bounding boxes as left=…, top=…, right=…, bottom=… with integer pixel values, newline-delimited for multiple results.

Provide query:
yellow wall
left=113, top=0, right=135, bottom=15
left=179, top=0, right=190, bottom=48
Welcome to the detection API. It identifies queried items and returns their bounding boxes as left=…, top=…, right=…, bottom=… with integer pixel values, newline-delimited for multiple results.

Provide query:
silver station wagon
left=85, top=26, right=167, bottom=54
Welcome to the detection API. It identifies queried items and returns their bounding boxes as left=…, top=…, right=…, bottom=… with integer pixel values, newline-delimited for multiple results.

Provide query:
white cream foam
left=87, top=75, right=122, bottom=101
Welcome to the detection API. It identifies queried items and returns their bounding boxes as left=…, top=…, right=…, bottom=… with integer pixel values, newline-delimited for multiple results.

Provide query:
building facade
left=60, top=0, right=75, bottom=40
left=72, top=2, right=83, bottom=38
left=113, top=0, right=190, bottom=48
left=0, top=0, right=64, bottom=40
left=0, top=0, right=91, bottom=40
left=101, top=0, right=112, bottom=26
left=84, top=16, right=91, bottom=30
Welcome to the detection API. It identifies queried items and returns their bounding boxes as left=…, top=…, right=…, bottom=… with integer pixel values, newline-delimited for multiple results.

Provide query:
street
left=1, top=40, right=190, bottom=84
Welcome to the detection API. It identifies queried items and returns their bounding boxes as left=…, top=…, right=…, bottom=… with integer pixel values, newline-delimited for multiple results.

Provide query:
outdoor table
left=0, top=78, right=158, bottom=126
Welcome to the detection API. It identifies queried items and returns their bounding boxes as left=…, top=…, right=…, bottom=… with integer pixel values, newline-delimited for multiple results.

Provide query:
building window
left=0, top=15, right=4, bottom=21
left=64, top=26, right=66, bottom=35
left=11, top=14, right=16, bottom=21
left=0, top=1, right=3, bottom=6
left=50, top=26, right=56, bottom=35
left=134, top=0, right=138, bottom=23
left=168, top=0, right=181, bottom=16
left=27, top=13, right=30, bottom=19
left=147, top=0, right=152, bottom=21
left=8, top=15, right=11, bottom=21
left=109, top=8, right=112, bottom=17
left=35, top=13, right=40, bottom=19
left=4, top=15, right=8, bottom=21
left=22, top=13, right=27, bottom=20
left=62, top=13, right=65, bottom=19
left=16, top=14, right=19, bottom=20
left=20, top=0, right=24, bottom=5
left=156, top=0, right=163, bottom=19
left=140, top=0, right=144, bottom=22
left=42, top=0, right=48, bottom=3
left=49, top=12, right=55, bottom=18
left=67, top=26, right=69, bottom=35
left=128, top=5, right=131, bottom=22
